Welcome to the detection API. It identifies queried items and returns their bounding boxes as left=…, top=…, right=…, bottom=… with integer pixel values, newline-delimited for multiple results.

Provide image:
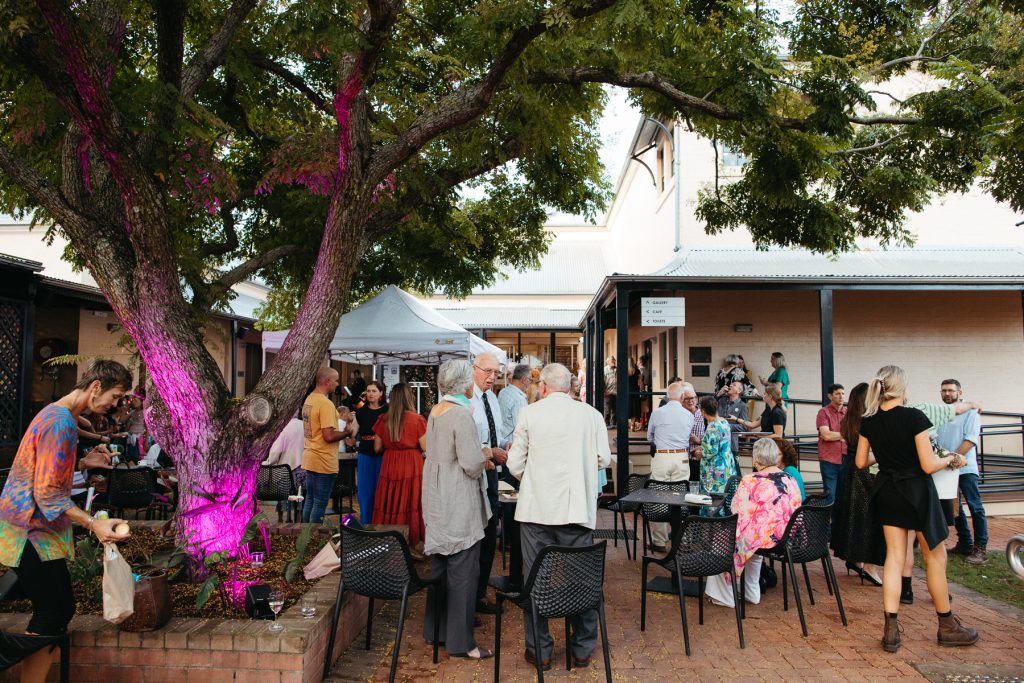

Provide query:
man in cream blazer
left=507, top=363, right=613, bottom=669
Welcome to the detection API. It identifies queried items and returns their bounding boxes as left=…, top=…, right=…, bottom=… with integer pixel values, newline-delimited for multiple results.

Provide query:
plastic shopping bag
left=102, top=543, right=136, bottom=624
left=303, top=535, right=341, bottom=581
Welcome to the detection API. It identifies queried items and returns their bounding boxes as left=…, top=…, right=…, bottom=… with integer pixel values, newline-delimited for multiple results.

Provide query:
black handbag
left=759, top=561, right=778, bottom=590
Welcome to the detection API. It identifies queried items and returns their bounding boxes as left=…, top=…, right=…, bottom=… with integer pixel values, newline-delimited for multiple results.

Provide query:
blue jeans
left=954, top=473, right=988, bottom=548
left=302, top=471, right=337, bottom=523
left=818, top=460, right=841, bottom=506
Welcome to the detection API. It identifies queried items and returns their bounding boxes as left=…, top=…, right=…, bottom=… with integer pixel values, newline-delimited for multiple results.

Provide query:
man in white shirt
left=499, top=364, right=531, bottom=445
left=507, top=363, right=613, bottom=670
left=264, top=414, right=305, bottom=522
left=469, top=352, right=508, bottom=614
left=645, top=381, right=694, bottom=552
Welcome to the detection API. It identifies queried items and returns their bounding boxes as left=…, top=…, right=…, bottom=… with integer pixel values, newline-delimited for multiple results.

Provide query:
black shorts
left=940, top=498, right=955, bottom=527
left=12, top=542, right=75, bottom=635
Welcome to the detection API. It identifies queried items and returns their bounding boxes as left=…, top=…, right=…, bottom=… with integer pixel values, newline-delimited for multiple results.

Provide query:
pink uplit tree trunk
left=0, top=0, right=614, bottom=553
left=1, top=0, right=381, bottom=554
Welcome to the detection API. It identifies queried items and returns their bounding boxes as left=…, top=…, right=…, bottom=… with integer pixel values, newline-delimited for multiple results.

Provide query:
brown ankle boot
left=882, top=614, right=902, bottom=652
left=937, top=612, right=979, bottom=647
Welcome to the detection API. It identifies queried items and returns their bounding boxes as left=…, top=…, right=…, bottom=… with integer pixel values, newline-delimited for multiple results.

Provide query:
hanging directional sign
left=641, top=297, right=685, bottom=326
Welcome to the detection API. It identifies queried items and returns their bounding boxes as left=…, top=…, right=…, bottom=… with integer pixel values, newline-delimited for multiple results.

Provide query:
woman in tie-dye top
left=0, top=361, right=131, bottom=683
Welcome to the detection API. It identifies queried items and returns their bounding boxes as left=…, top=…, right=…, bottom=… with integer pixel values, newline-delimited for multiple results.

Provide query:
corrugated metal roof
left=217, top=292, right=263, bottom=321
left=0, top=252, right=43, bottom=272
left=650, top=247, right=1024, bottom=281
left=434, top=307, right=586, bottom=329
left=472, top=240, right=607, bottom=295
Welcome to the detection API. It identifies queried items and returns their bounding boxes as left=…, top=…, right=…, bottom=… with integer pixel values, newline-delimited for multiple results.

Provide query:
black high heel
left=845, top=561, right=866, bottom=582
left=862, top=569, right=883, bottom=587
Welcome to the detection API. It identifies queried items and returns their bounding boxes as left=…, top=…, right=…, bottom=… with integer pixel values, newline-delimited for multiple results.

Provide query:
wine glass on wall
left=268, top=591, right=285, bottom=632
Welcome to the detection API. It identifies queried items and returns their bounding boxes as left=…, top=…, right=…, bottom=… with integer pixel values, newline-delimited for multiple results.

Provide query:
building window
left=719, top=145, right=746, bottom=168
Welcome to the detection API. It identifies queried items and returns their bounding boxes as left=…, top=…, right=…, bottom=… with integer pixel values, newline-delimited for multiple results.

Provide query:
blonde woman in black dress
left=855, top=365, right=977, bottom=653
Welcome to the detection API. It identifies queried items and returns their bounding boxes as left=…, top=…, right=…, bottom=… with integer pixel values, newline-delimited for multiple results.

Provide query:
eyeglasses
left=682, top=395, right=697, bottom=401
left=473, top=366, right=499, bottom=376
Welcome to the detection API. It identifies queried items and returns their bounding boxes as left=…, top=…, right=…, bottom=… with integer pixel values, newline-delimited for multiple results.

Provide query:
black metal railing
left=617, top=391, right=1024, bottom=498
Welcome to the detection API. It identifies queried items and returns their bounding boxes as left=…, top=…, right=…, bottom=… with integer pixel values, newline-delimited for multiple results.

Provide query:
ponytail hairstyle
left=863, top=365, right=908, bottom=418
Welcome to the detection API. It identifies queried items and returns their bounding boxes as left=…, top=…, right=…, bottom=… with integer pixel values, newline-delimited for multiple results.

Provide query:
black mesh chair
left=604, top=473, right=647, bottom=560
left=641, top=514, right=743, bottom=656
left=639, top=479, right=689, bottom=553
left=329, top=473, right=355, bottom=517
left=323, top=526, right=441, bottom=682
left=0, top=632, right=70, bottom=683
left=719, top=475, right=741, bottom=516
left=747, top=503, right=847, bottom=636
left=494, top=542, right=611, bottom=683
left=108, top=467, right=167, bottom=520
left=256, top=465, right=297, bottom=521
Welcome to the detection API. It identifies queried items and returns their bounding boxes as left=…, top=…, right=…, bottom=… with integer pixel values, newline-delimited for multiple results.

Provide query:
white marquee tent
left=261, top=285, right=508, bottom=366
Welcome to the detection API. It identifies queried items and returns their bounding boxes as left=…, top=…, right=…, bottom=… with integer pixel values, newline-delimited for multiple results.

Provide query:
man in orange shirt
left=301, top=368, right=346, bottom=523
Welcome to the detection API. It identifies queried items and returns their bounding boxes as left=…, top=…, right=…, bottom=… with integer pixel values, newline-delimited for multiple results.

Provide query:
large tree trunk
left=11, top=0, right=376, bottom=557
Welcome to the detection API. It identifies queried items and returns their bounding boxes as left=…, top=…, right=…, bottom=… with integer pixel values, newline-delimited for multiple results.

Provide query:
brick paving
left=331, top=514, right=1024, bottom=682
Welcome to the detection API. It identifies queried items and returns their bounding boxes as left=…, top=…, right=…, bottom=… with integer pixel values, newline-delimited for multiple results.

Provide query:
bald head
left=315, top=367, right=339, bottom=393
left=666, top=382, right=684, bottom=401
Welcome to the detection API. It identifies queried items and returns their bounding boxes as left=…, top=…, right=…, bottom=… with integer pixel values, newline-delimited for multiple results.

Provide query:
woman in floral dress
left=699, top=397, right=737, bottom=496
left=705, top=437, right=802, bottom=607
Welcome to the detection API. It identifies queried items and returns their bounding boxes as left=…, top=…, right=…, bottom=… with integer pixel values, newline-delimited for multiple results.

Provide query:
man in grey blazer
left=507, top=363, right=613, bottom=670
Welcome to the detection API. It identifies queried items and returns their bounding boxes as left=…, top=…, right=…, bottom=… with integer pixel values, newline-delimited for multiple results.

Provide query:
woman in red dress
left=373, top=383, right=427, bottom=555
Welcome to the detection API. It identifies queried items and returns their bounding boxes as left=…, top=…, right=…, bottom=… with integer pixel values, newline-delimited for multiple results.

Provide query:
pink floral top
left=732, top=470, right=802, bottom=575
left=0, top=405, right=77, bottom=566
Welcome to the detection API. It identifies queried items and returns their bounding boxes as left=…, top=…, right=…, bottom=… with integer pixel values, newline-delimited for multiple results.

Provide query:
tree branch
left=196, top=204, right=241, bottom=259
left=155, top=0, right=186, bottom=92
left=181, top=0, right=259, bottom=101
left=832, top=133, right=906, bottom=155
left=202, top=244, right=302, bottom=307
left=0, top=138, right=88, bottom=230
left=368, top=0, right=616, bottom=185
left=530, top=67, right=924, bottom=129
left=871, top=48, right=973, bottom=75
left=245, top=50, right=333, bottom=116
left=366, top=136, right=525, bottom=239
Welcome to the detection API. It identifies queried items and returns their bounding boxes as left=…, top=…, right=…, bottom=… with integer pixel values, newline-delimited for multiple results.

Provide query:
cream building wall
left=616, top=289, right=1024, bottom=445
left=1, top=216, right=260, bottom=399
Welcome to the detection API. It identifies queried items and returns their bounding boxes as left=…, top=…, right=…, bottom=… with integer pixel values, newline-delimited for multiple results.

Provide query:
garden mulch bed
left=0, top=524, right=334, bottom=620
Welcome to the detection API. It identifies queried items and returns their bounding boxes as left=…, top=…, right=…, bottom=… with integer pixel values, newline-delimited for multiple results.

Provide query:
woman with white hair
left=421, top=359, right=494, bottom=660
left=705, top=437, right=802, bottom=608
left=855, top=365, right=977, bottom=653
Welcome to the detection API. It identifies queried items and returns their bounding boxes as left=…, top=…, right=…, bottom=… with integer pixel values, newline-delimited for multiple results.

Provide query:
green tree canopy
left=0, top=0, right=1020, bottom=552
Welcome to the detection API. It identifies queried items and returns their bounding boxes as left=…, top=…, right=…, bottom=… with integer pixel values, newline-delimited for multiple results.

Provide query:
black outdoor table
left=619, top=488, right=722, bottom=596
left=489, top=493, right=522, bottom=593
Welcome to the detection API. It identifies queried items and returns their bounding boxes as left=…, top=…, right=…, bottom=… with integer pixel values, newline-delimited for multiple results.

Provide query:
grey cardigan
left=422, top=404, right=489, bottom=556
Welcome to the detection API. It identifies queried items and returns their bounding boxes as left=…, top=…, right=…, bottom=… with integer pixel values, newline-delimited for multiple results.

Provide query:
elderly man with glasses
left=469, top=352, right=508, bottom=615
left=680, top=384, right=706, bottom=485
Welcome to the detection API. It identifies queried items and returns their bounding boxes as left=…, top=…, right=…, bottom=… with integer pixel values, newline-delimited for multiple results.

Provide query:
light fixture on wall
left=734, top=323, right=753, bottom=333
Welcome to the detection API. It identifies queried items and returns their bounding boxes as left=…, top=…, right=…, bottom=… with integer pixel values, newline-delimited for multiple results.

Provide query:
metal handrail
left=618, top=391, right=1024, bottom=495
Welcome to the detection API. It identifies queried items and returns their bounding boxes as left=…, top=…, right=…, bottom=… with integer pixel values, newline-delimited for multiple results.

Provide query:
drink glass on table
left=268, top=591, right=285, bottom=632
left=300, top=595, right=316, bottom=618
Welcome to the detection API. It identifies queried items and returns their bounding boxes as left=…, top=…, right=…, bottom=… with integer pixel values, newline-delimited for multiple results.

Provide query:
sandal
left=450, top=648, right=494, bottom=660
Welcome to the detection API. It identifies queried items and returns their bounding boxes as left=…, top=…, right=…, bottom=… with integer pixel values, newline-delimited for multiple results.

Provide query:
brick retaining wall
left=0, top=522, right=371, bottom=682
left=0, top=570, right=367, bottom=682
